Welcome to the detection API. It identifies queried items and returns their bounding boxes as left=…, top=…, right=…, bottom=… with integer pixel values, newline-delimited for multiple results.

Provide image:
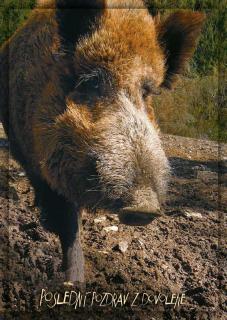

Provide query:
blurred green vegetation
left=0, top=0, right=226, bottom=142
left=0, top=1, right=35, bottom=45
left=153, top=71, right=227, bottom=142
left=147, top=0, right=226, bottom=143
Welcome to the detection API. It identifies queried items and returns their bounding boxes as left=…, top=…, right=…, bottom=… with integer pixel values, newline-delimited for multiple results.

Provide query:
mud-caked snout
left=119, top=188, right=162, bottom=226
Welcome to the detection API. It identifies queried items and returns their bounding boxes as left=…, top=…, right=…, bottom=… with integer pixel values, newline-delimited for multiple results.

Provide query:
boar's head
left=35, top=0, right=205, bottom=225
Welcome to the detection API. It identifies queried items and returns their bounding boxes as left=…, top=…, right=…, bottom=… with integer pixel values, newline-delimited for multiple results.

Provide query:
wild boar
left=0, top=0, right=205, bottom=283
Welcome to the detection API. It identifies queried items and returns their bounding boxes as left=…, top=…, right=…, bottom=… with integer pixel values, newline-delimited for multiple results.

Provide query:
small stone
left=103, top=225, right=118, bottom=232
left=98, top=250, right=109, bottom=255
left=108, top=215, right=119, bottom=221
left=18, top=171, right=26, bottom=177
left=9, top=225, right=19, bottom=233
left=137, top=239, right=145, bottom=248
left=63, top=281, right=74, bottom=287
left=118, top=241, right=128, bottom=253
left=94, top=216, right=107, bottom=224
left=184, top=210, right=203, bottom=219
left=161, top=263, right=169, bottom=270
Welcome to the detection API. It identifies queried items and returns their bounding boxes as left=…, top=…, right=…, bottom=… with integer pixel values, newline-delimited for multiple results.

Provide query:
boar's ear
left=156, top=10, right=205, bottom=89
left=56, top=0, right=106, bottom=47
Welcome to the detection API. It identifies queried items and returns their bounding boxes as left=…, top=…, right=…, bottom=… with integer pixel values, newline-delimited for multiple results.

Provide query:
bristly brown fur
left=0, top=1, right=205, bottom=201
left=0, top=0, right=205, bottom=282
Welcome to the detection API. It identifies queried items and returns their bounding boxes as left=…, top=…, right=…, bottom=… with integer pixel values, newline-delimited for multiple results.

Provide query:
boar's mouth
left=78, top=159, right=164, bottom=226
left=119, top=207, right=162, bottom=226
left=80, top=184, right=163, bottom=226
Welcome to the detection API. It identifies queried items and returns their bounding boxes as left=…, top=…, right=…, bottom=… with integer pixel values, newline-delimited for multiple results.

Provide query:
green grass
left=0, top=1, right=35, bottom=44
left=153, top=71, right=227, bottom=142
left=0, top=0, right=226, bottom=142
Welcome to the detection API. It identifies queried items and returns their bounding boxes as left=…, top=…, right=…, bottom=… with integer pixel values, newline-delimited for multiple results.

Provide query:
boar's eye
left=70, top=77, right=102, bottom=104
left=72, top=69, right=114, bottom=103
left=78, top=76, right=101, bottom=97
left=141, top=80, right=161, bottom=99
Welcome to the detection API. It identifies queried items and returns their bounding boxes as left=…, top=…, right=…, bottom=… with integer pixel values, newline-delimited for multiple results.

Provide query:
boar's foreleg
left=61, top=207, right=85, bottom=285
left=34, top=179, right=85, bottom=284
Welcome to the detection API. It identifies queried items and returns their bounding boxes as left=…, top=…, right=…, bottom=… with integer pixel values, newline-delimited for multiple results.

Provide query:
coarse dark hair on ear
left=156, top=10, right=206, bottom=89
left=55, top=0, right=106, bottom=47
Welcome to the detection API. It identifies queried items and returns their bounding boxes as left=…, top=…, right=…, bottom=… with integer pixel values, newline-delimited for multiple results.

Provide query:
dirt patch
left=0, top=133, right=226, bottom=319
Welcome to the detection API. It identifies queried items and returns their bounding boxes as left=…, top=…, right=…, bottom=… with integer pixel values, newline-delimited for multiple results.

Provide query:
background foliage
left=0, top=0, right=226, bottom=141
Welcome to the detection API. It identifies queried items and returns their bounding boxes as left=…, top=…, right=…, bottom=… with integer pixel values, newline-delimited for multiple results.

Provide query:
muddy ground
left=0, top=127, right=226, bottom=319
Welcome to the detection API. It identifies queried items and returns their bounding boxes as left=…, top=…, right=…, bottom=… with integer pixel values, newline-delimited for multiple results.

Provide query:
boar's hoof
left=119, top=207, right=162, bottom=226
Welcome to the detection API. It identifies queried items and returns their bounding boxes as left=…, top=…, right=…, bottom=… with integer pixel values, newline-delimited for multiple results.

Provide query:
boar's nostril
left=119, top=206, right=162, bottom=226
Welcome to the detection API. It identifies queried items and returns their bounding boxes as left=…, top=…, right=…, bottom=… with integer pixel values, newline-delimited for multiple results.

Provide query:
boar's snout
left=119, top=188, right=162, bottom=226
left=119, top=189, right=161, bottom=226
left=90, top=93, right=169, bottom=223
